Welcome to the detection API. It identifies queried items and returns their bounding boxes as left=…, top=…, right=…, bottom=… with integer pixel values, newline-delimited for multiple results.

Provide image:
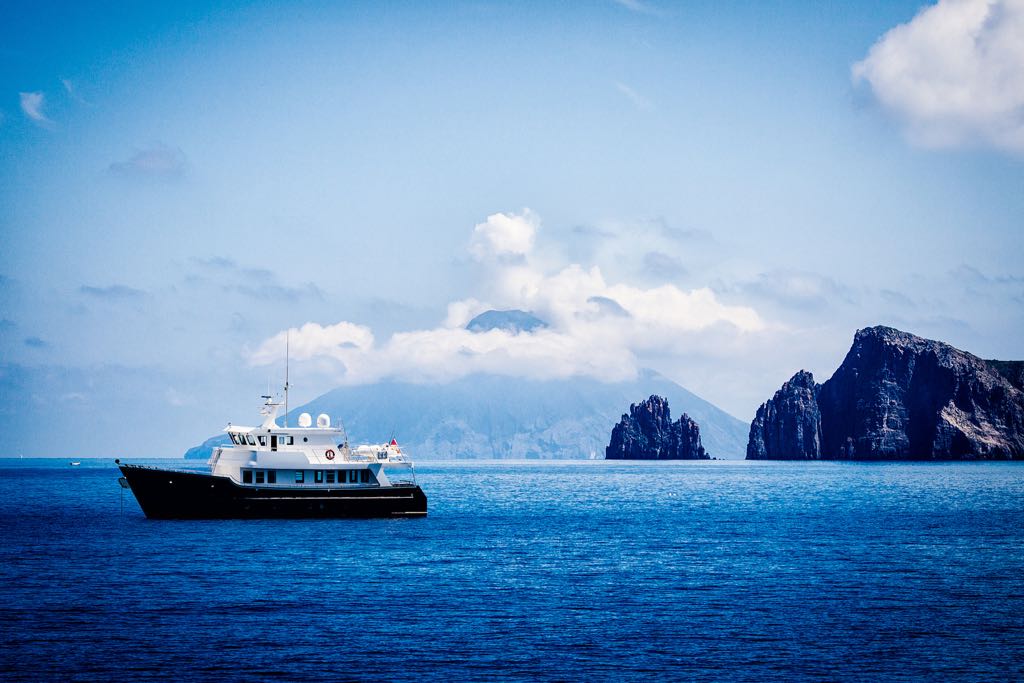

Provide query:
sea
left=1, top=458, right=1023, bottom=681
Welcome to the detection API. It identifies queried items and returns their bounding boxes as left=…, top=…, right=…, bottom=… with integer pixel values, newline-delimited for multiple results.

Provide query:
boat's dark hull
left=119, top=465, right=427, bottom=519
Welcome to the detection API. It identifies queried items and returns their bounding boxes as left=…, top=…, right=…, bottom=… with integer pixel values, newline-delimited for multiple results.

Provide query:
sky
left=2, top=0, right=1023, bottom=457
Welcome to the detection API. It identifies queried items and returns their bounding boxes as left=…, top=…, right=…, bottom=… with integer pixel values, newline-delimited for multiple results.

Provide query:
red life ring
left=325, top=449, right=335, bottom=460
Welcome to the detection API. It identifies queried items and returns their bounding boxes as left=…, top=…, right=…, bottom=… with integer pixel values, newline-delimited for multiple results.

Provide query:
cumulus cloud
left=853, top=0, right=1024, bottom=153
left=109, top=144, right=188, bottom=180
left=249, top=210, right=767, bottom=386
left=469, top=209, right=538, bottom=260
left=19, top=92, right=52, bottom=126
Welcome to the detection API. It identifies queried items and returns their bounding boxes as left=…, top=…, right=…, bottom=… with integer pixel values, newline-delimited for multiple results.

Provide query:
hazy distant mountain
left=465, top=309, right=548, bottom=333
left=186, top=369, right=748, bottom=460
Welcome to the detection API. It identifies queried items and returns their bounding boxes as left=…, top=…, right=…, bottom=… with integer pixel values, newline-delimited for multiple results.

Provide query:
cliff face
left=747, top=326, right=1024, bottom=460
left=606, top=395, right=709, bottom=460
left=746, top=371, right=822, bottom=460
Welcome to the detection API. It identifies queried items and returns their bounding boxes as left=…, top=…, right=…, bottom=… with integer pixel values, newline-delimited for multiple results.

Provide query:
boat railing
left=382, top=460, right=417, bottom=486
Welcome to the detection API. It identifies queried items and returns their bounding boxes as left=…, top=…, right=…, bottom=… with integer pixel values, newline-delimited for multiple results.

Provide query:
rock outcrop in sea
left=606, top=395, right=709, bottom=459
left=747, top=326, right=1024, bottom=460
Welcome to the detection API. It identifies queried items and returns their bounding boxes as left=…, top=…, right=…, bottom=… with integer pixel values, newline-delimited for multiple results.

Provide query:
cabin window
left=246, top=434, right=256, bottom=446
left=326, top=471, right=335, bottom=484
left=267, top=470, right=277, bottom=484
left=258, top=435, right=267, bottom=447
left=242, top=470, right=253, bottom=484
left=255, top=471, right=265, bottom=484
left=350, top=470, right=359, bottom=483
left=360, top=470, right=370, bottom=483
left=315, top=470, right=324, bottom=484
left=295, top=470, right=305, bottom=483
left=280, top=436, right=293, bottom=446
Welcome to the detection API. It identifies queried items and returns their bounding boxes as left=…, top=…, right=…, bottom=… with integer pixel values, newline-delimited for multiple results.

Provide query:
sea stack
left=746, top=326, right=1024, bottom=460
left=606, top=395, right=710, bottom=460
left=746, top=370, right=822, bottom=460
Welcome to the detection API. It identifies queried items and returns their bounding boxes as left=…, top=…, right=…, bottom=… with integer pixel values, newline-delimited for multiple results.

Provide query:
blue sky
left=2, top=0, right=1023, bottom=456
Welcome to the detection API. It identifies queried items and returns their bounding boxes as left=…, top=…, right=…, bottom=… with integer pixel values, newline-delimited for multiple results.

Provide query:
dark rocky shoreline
left=747, top=326, right=1024, bottom=460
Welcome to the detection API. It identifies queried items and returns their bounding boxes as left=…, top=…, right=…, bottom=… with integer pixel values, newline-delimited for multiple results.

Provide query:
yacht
left=117, top=396, right=427, bottom=519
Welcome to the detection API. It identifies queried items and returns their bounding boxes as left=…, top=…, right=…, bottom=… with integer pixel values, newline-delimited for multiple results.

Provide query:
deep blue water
left=1, top=459, right=1023, bottom=681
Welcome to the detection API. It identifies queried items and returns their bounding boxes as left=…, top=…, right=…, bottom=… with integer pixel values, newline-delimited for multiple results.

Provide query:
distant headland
left=747, top=326, right=1024, bottom=460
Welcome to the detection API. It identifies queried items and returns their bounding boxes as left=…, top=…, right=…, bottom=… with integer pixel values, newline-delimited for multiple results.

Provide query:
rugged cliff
left=747, top=326, right=1024, bottom=460
left=606, top=395, right=709, bottom=460
left=746, top=371, right=822, bottom=460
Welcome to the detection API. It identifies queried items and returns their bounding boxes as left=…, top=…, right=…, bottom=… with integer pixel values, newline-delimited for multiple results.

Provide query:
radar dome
left=298, top=412, right=312, bottom=427
left=316, top=413, right=331, bottom=428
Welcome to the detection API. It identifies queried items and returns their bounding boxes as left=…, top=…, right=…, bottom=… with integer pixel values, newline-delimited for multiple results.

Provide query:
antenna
left=284, top=329, right=290, bottom=427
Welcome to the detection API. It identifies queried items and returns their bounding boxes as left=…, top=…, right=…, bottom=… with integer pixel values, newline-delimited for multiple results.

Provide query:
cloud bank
left=249, top=210, right=766, bottom=385
left=853, top=0, right=1024, bottom=153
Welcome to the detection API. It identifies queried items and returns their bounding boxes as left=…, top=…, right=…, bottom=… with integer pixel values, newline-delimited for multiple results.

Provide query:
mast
left=284, top=329, right=290, bottom=427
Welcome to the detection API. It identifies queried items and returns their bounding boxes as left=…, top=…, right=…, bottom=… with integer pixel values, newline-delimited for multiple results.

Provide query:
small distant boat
left=70, top=461, right=81, bottom=466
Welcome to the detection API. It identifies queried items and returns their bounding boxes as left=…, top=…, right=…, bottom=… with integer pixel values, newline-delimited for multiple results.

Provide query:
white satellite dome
left=298, top=412, right=312, bottom=427
left=316, top=413, right=331, bottom=428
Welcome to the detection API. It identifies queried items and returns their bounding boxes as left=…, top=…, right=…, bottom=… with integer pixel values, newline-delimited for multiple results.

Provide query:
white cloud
left=853, top=0, right=1024, bottom=153
left=19, top=91, right=52, bottom=126
left=249, top=210, right=768, bottom=386
left=249, top=321, right=374, bottom=365
left=469, top=209, right=538, bottom=260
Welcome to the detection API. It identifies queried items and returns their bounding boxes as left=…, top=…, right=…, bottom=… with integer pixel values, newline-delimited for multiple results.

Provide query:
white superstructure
left=207, top=396, right=416, bottom=489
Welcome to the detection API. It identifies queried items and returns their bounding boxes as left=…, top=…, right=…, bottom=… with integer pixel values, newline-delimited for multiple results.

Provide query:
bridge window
left=242, top=470, right=253, bottom=484
left=295, top=470, right=304, bottom=483
left=279, top=436, right=293, bottom=446
left=258, top=435, right=267, bottom=447
left=229, top=434, right=239, bottom=445
left=246, top=434, right=256, bottom=446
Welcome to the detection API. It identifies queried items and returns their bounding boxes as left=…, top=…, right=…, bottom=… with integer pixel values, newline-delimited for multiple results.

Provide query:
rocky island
left=606, top=395, right=710, bottom=460
left=747, top=326, right=1024, bottom=460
